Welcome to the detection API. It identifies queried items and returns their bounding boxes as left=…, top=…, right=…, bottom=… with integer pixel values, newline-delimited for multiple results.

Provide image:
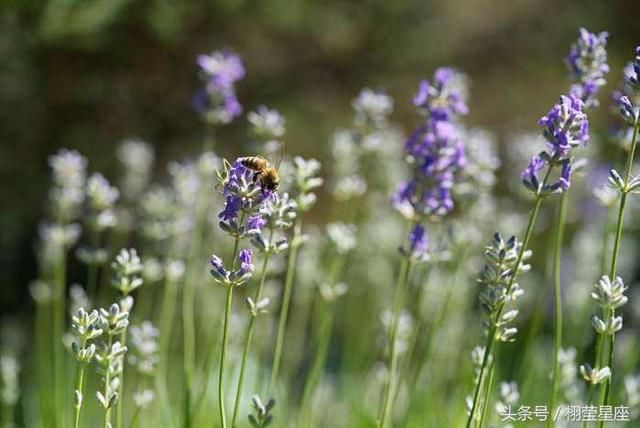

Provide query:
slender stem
left=104, top=334, right=114, bottom=428
left=597, top=123, right=639, bottom=428
left=53, top=251, right=67, bottom=428
left=300, top=253, right=345, bottom=420
left=218, top=285, right=234, bottom=428
left=231, top=227, right=274, bottom=427
left=217, top=232, right=242, bottom=428
left=547, top=190, right=568, bottom=427
left=158, top=275, right=178, bottom=388
left=73, top=364, right=86, bottom=428
left=300, top=300, right=334, bottom=422
left=87, top=227, right=101, bottom=302
left=378, top=254, right=412, bottom=428
left=479, top=356, right=496, bottom=428
left=182, top=186, right=209, bottom=400
left=269, top=217, right=303, bottom=393
left=467, top=194, right=545, bottom=428
left=116, top=324, right=129, bottom=428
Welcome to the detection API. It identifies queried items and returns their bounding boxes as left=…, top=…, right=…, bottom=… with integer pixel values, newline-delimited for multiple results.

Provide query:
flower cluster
left=522, top=95, right=589, bottom=195
left=48, top=149, right=88, bottom=223
left=477, top=233, right=530, bottom=342
left=194, top=49, right=245, bottom=124
left=116, top=139, right=154, bottom=201
left=95, top=303, right=130, bottom=410
left=590, top=275, right=627, bottom=335
left=327, top=222, right=357, bottom=254
left=400, top=223, right=429, bottom=261
left=217, top=160, right=274, bottom=237
left=86, top=173, right=119, bottom=232
left=71, top=308, right=102, bottom=364
left=616, top=47, right=640, bottom=126
left=393, top=68, right=468, bottom=220
left=210, top=249, right=255, bottom=287
left=111, top=248, right=144, bottom=296
left=566, top=28, right=609, bottom=107
left=248, top=395, right=275, bottom=427
left=128, top=321, right=159, bottom=376
left=291, top=157, right=323, bottom=213
left=251, top=192, right=296, bottom=254
left=95, top=340, right=128, bottom=410
left=352, top=88, right=394, bottom=132
left=248, top=105, right=286, bottom=142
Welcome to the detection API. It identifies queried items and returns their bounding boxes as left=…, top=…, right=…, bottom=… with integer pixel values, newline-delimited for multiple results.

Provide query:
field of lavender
left=3, top=11, right=640, bottom=428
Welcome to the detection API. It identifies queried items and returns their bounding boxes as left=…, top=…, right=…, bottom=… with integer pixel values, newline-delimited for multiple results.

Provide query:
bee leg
left=252, top=172, right=260, bottom=183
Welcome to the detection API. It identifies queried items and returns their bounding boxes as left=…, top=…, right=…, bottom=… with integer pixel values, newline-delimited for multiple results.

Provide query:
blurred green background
left=1, top=0, right=639, bottom=314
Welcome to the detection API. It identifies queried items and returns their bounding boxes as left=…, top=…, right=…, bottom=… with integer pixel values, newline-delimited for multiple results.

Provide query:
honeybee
left=239, top=145, right=284, bottom=193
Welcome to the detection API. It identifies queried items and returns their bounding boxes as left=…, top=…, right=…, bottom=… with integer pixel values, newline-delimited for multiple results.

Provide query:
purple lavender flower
left=403, top=223, right=429, bottom=260
left=217, top=160, right=274, bottom=237
left=566, top=28, right=609, bottom=107
left=209, top=249, right=255, bottom=286
left=625, top=47, right=640, bottom=93
left=194, top=49, right=245, bottom=124
left=617, top=95, right=639, bottom=126
left=538, top=95, right=589, bottom=158
left=521, top=95, right=588, bottom=195
left=413, top=67, right=468, bottom=121
left=392, top=68, right=468, bottom=220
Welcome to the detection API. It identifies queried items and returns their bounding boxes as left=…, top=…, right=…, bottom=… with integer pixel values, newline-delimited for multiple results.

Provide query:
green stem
left=87, top=227, right=101, bottom=302
left=269, top=217, right=303, bottom=393
left=300, top=300, right=334, bottom=422
left=467, top=194, right=544, bottom=428
left=73, top=363, right=86, bottom=428
left=158, top=273, right=178, bottom=387
left=597, top=123, right=639, bottom=428
left=378, top=254, right=412, bottom=428
left=479, top=356, right=496, bottom=428
left=300, top=252, right=345, bottom=420
left=104, top=334, right=114, bottom=428
left=218, top=285, right=234, bottom=428
left=231, top=228, right=274, bottom=427
left=53, top=251, right=67, bottom=428
left=217, top=232, right=242, bottom=428
left=116, top=320, right=130, bottom=428
left=182, top=187, right=209, bottom=401
left=547, top=190, right=568, bottom=427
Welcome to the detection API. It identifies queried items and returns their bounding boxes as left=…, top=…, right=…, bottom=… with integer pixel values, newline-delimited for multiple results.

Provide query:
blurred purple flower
left=407, top=223, right=429, bottom=259
left=566, top=28, right=609, bottom=107
left=194, top=49, right=245, bottom=124
left=393, top=68, right=468, bottom=219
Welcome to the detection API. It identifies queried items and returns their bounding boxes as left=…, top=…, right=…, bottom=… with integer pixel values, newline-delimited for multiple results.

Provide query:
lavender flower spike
left=566, top=28, right=609, bottom=107
left=209, top=249, right=255, bottom=286
left=194, top=49, right=245, bottom=124
left=393, top=68, right=468, bottom=220
left=522, top=94, right=589, bottom=195
left=217, top=159, right=274, bottom=237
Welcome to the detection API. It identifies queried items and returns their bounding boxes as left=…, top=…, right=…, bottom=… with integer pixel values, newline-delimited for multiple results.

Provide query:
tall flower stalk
left=231, top=192, right=295, bottom=427
left=109, top=248, right=144, bottom=428
left=269, top=157, right=322, bottom=393
left=381, top=68, right=468, bottom=427
left=587, top=46, right=640, bottom=427
left=547, top=28, right=609, bottom=425
left=467, top=90, right=590, bottom=426
left=212, top=159, right=273, bottom=427
left=70, top=308, right=102, bottom=428
left=44, top=149, right=87, bottom=427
